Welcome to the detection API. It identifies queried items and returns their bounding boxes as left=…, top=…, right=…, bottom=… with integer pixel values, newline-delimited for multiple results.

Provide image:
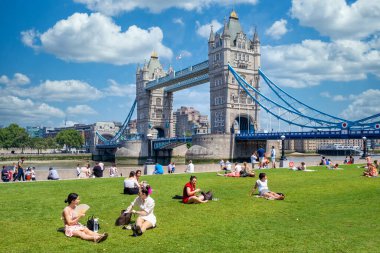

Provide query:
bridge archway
left=97, top=133, right=114, bottom=145
left=233, top=115, right=255, bottom=134
left=152, top=127, right=165, bottom=138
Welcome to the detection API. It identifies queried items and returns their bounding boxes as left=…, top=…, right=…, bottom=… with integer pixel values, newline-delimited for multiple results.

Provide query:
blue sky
left=0, top=0, right=379, bottom=130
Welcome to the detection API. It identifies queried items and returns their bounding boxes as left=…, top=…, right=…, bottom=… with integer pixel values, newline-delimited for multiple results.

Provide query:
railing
left=164, top=73, right=209, bottom=92
left=153, top=137, right=192, bottom=150
left=236, top=129, right=380, bottom=140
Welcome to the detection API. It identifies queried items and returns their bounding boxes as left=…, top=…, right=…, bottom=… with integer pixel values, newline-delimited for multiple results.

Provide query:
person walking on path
left=270, top=146, right=276, bottom=169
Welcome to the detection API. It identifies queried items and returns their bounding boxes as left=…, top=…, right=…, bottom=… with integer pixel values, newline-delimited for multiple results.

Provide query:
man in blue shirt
left=257, top=146, right=266, bottom=169
left=153, top=163, right=164, bottom=174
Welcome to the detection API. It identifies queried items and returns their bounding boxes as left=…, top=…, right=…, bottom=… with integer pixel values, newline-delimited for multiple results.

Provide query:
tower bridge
left=94, top=10, right=380, bottom=163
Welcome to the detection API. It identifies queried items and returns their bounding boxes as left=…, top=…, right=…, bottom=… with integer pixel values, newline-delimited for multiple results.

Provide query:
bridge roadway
left=145, top=60, right=209, bottom=92
left=151, top=129, right=380, bottom=150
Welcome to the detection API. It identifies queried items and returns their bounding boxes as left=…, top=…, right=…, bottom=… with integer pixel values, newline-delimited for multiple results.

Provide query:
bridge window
left=156, top=98, right=161, bottom=106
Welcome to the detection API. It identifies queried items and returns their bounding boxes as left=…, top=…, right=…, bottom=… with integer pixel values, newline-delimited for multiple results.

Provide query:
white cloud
left=265, top=19, right=288, bottom=40
left=66, top=105, right=97, bottom=115
left=332, top=95, right=346, bottom=102
left=196, top=19, right=223, bottom=39
left=291, top=0, right=380, bottom=40
left=262, top=38, right=380, bottom=88
left=173, top=18, right=184, bottom=26
left=173, top=84, right=210, bottom=116
left=21, top=12, right=173, bottom=65
left=0, top=73, right=30, bottom=86
left=17, top=80, right=103, bottom=101
left=74, top=0, right=258, bottom=15
left=340, top=89, right=380, bottom=119
left=320, top=91, right=331, bottom=98
left=104, top=79, right=135, bottom=97
left=0, top=96, right=65, bottom=125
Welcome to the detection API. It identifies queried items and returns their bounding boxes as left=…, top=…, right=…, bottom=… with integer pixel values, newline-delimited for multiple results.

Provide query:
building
left=208, top=10, right=260, bottom=134
left=173, top=106, right=209, bottom=136
left=26, top=126, right=45, bottom=138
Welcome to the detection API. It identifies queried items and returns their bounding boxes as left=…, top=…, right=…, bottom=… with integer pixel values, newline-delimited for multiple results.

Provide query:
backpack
left=201, top=191, right=213, bottom=201
left=115, top=209, right=132, bottom=226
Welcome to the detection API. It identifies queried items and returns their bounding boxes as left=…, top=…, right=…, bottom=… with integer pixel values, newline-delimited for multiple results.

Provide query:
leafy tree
left=30, top=137, right=48, bottom=154
left=0, top=123, right=30, bottom=150
left=55, top=129, right=84, bottom=151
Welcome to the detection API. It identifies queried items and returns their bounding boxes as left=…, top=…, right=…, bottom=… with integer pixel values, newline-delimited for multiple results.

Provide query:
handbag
left=115, top=210, right=132, bottom=226
left=201, top=191, right=213, bottom=201
left=87, top=215, right=100, bottom=231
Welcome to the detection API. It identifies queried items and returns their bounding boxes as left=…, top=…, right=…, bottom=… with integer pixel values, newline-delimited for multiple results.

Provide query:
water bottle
left=93, top=218, right=99, bottom=232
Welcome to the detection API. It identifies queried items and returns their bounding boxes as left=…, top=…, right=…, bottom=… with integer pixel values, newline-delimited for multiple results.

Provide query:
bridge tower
left=136, top=52, right=173, bottom=139
left=208, top=10, right=260, bottom=134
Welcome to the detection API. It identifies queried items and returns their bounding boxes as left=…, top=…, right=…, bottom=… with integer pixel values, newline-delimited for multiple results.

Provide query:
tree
left=0, top=123, right=30, bottom=150
left=30, top=137, right=48, bottom=154
left=55, top=129, right=84, bottom=151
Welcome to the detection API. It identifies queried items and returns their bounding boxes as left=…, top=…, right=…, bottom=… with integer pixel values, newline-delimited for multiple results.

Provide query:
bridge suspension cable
left=96, top=99, right=137, bottom=145
left=228, top=64, right=348, bottom=130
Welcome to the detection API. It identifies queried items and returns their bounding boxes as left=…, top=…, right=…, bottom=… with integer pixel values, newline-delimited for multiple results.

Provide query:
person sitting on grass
left=62, top=193, right=108, bottom=243
left=153, top=163, right=164, bottom=175
left=125, top=186, right=156, bottom=236
left=240, top=162, right=255, bottom=177
left=363, top=164, right=378, bottom=177
left=327, top=163, right=340, bottom=170
left=297, top=162, right=307, bottom=171
left=183, top=175, right=208, bottom=204
left=217, top=162, right=241, bottom=177
left=124, top=171, right=140, bottom=195
left=250, top=173, right=284, bottom=200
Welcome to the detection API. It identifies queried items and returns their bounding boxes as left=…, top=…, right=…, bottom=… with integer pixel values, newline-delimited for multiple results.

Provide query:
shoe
left=135, top=225, right=143, bottom=236
left=96, top=233, right=108, bottom=243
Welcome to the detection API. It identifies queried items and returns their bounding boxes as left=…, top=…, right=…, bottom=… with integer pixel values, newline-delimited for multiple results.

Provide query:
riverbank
left=1, top=154, right=371, bottom=182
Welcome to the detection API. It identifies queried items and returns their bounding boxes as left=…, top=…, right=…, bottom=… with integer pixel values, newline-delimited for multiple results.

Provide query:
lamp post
left=361, top=136, right=367, bottom=159
left=279, top=135, right=286, bottom=167
left=146, top=133, right=153, bottom=164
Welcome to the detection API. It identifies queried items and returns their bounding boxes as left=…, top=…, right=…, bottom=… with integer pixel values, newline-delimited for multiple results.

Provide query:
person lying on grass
left=183, top=175, right=208, bottom=204
left=250, top=173, right=284, bottom=200
left=62, top=193, right=108, bottom=243
left=217, top=162, right=241, bottom=177
left=125, top=186, right=156, bottom=236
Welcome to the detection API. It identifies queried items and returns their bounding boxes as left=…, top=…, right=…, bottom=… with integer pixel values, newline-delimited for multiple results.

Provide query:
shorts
left=259, top=157, right=265, bottom=163
left=259, top=189, right=270, bottom=196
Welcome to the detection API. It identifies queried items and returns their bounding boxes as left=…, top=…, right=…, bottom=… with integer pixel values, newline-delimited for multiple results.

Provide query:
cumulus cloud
left=21, top=12, right=173, bottom=65
left=173, top=18, right=184, bottom=26
left=0, top=95, right=65, bottom=125
left=104, top=79, right=135, bottom=97
left=262, top=38, right=380, bottom=88
left=340, top=89, right=380, bottom=119
left=291, top=0, right=380, bottom=40
left=15, top=80, right=103, bottom=101
left=196, top=19, right=223, bottom=39
left=265, top=19, right=288, bottom=40
left=74, top=0, right=258, bottom=15
left=66, top=105, right=97, bottom=115
left=0, top=73, right=30, bottom=86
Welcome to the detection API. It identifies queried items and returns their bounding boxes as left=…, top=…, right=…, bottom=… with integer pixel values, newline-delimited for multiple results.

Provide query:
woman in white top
left=126, top=186, right=156, bottom=236
left=124, top=171, right=140, bottom=195
left=250, top=173, right=284, bottom=200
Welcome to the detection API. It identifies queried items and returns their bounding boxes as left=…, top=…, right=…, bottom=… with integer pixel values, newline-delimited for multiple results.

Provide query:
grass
left=1, top=164, right=379, bottom=253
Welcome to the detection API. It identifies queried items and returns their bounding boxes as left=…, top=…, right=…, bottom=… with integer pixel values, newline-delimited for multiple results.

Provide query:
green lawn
left=1, top=165, right=379, bottom=253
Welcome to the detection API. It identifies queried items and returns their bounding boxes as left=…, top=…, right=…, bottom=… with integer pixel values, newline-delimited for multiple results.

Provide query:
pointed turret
left=222, top=18, right=230, bottom=38
left=208, top=25, right=215, bottom=43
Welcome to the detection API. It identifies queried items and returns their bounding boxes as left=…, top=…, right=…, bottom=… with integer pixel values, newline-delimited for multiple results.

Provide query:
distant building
left=173, top=106, right=209, bottom=136
left=26, top=126, right=45, bottom=138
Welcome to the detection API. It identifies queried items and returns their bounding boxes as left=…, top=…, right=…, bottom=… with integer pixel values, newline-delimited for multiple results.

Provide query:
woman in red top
left=182, top=176, right=208, bottom=204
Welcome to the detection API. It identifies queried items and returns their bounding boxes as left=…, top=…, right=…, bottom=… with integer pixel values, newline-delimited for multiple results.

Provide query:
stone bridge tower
left=136, top=52, right=173, bottom=139
left=208, top=10, right=260, bottom=134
